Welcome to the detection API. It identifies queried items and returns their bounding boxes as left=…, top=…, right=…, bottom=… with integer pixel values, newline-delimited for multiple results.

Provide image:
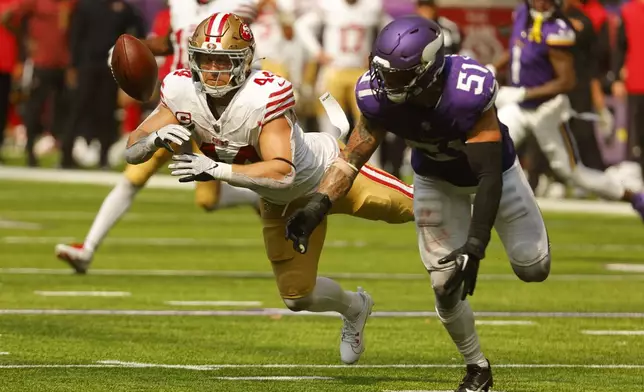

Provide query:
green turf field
left=1, top=179, right=644, bottom=391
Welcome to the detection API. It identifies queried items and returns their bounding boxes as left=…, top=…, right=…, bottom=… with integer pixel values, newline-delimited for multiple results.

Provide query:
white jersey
left=169, top=0, right=259, bottom=71
left=295, top=0, right=391, bottom=69
left=252, top=0, right=289, bottom=61
left=160, top=69, right=339, bottom=204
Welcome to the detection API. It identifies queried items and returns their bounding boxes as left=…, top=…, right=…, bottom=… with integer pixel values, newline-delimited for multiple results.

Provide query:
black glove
left=437, top=237, right=486, bottom=300
left=285, top=193, right=332, bottom=254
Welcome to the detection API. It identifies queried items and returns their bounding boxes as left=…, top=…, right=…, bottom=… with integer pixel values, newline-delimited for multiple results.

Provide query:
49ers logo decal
left=239, top=23, right=253, bottom=42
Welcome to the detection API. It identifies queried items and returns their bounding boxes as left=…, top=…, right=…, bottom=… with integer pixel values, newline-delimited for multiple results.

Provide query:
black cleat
left=456, top=360, right=493, bottom=392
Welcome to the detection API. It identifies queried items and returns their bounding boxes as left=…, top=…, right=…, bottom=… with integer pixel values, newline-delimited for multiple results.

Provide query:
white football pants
left=498, top=94, right=624, bottom=200
left=414, top=160, right=551, bottom=287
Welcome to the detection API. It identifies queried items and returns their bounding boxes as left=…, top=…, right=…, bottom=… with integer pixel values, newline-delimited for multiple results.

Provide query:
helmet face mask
left=369, top=16, right=445, bottom=103
left=188, top=13, right=255, bottom=98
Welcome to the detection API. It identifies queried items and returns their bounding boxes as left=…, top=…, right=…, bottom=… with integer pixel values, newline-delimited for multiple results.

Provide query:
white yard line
left=3, top=267, right=644, bottom=282
left=0, top=166, right=638, bottom=216
left=1, top=360, right=643, bottom=370
left=384, top=390, right=507, bottom=392
left=605, top=264, right=644, bottom=273
left=1, top=308, right=644, bottom=318
left=0, top=352, right=9, bottom=355
left=475, top=320, right=535, bottom=326
left=34, top=291, right=131, bottom=297
left=0, top=211, right=257, bottom=224
left=214, top=376, right=333, bottom=381
left=0, top=220, right=42, bottom=230
left=582, top=330, right=644, bottom=336
left=164, top=301, right=263, bottom=307
left=5, top=235, right=644, bottom=253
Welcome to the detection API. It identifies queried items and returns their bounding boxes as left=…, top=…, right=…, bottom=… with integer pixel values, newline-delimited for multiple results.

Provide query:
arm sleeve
left=294, top=10, right=324, bottom=58
left=464, top=140, right=503, bottom=248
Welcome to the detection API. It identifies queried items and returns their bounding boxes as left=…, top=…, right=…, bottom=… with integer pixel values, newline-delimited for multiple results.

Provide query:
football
left=110, top=34, right=158, bottom=102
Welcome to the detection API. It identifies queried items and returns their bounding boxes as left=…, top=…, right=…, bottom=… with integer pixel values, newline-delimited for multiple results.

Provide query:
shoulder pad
left=354, top=70, right=388, bottom=120
left=442, top=56, right=498, bottom=123
left=160, top=69, right=195, bottom=114
left=545, top=19, right=576, bottom=47
left=242, top=70, right=296, bottom=125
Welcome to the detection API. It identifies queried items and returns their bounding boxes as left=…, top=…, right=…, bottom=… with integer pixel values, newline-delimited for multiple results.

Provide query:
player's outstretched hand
left=148, top=124, right=191, bottom=153
left=169, top=153, right=218, bottom=182
left=437, top=242, right=484, bottom=300
left=285, top=193, right=332, bottom=254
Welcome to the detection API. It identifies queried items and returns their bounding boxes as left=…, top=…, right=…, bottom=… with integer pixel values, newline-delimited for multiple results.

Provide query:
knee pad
left=509, top=242, right=551, bottom=282
left=283, top=294, right=313, bottom=312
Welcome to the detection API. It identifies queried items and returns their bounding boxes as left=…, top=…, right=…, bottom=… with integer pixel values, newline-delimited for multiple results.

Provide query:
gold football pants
left=123, top=140, right=221, bottom=210
left=261, top=165, right=413, bottom=299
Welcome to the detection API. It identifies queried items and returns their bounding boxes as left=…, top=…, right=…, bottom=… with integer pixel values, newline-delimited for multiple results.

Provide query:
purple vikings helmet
left=370, top=16, right=445, bottom=103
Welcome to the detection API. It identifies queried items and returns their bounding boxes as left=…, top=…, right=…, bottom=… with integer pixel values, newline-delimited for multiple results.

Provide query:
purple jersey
left=355, top=55, right=516, bottom=187
left=509, top=4, right=576, bottom=108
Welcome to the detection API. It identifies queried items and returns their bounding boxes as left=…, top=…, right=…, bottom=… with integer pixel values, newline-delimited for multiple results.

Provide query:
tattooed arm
left=317, top=115, right=387, bottom=203
left=285, top=115, right=386, bottom=253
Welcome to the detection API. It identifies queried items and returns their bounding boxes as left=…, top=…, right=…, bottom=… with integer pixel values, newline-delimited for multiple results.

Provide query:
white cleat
left=340, top=287, right=374, bottom=365
left=55, top=243, right=93, bottom=274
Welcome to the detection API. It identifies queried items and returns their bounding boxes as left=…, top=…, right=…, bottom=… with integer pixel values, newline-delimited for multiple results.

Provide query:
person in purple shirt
left=285, top=16, right=552, bottom=392
left=493, top=0, right=644, bottom=219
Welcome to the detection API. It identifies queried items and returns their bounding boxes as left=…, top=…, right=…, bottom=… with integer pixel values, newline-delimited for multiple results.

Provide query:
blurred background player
left=519, top=0, right=616, bottom=196
left=294, top=0, right=391, bottom=140
left=61, top=0, right=146, bottom=169
left=613, top=0, right=644, bottom=191
left=493, top=0, right=644, bottom=219
left=251, top=0, right=297, bottom=80
left=416, top=0, right=462, bottom=54
left=54, top=0, right=262, bottom=273
left=0, top=0, right=19, bottom=164
left=1, top=0, right=76, bottom=167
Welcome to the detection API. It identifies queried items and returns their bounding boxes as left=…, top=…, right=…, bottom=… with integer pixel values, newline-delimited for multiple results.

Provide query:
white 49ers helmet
left=188, top=12, right=256, bottom=97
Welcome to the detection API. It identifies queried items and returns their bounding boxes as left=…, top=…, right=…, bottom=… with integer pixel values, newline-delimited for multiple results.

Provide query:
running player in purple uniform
left=286, top=15, right=552, bottom=392
left=494, top=0, right=644, bottom=219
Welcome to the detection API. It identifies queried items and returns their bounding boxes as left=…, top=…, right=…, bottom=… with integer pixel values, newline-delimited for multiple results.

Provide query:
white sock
left=436, top=300, right=487, bottom=368
left=84, top=177, right=140, bottom=253
left=217, top=183, right=260, bottom=209
left=305, top=277, right=364, bottom=319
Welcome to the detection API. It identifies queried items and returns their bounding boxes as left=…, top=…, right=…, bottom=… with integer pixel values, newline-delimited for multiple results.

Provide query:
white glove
left=169, top=153, right=232, bottom=183
left=495, top=87, right=526, bottom=109
left=146, top=124, right=191, bottom=153
left=596, top=107, right=615, bottom=140
left=107, top=45, right=115, bottom=68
